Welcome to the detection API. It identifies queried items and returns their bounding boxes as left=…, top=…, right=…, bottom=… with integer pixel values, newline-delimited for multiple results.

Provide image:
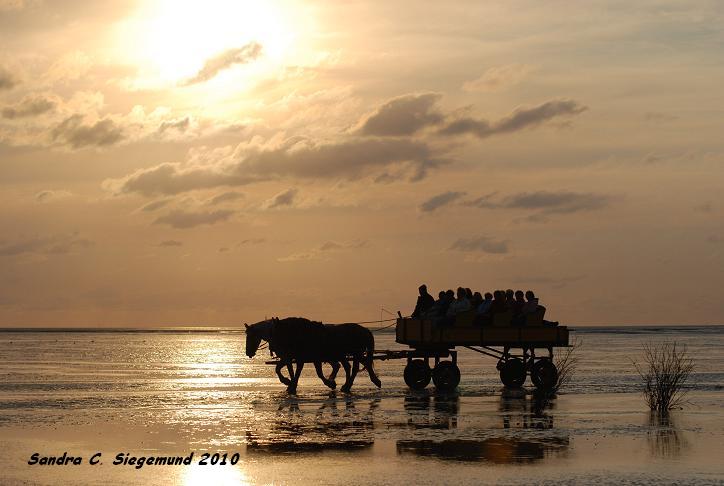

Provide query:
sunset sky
left=1, top=0, right=723, bottom=327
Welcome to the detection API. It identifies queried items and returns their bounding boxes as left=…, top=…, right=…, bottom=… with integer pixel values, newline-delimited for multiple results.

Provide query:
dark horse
left=245, top=317, right=382, bottom=393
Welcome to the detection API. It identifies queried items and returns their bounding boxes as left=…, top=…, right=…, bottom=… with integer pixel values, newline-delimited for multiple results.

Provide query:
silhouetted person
left=512, top=290, right=526, bottom=326
left=465, top=288, right=473, bottom=300
left=471, top=291, right=483, bottom=309
left=522, top=290, right=539, bottom=315
left=505, top=289, right=515, bottom=309
left=412, top=284, right=435, bottom=318
left=477, top=292, right=493, bottom=315
left=447, top=287, right=471, bottom=316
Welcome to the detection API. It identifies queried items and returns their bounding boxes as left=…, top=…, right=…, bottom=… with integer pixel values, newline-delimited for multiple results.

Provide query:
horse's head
left=244, top=318, right=275, bottom=358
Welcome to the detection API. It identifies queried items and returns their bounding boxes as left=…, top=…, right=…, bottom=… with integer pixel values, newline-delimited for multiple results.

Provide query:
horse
left=323, top=323, right=382, bottom=392
left=245, top=317, right=339, bottom=394
left=245, top=317, right=382, bottom=393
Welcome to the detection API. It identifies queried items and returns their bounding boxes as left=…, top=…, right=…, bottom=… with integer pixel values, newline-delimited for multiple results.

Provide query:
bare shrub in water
left=553, top=338, right=581, bottom=393
left=634, top=342, right=694, bottom=412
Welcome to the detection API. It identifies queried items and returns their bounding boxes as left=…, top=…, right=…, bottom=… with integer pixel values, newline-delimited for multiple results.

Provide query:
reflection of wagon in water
left=373, top=309, right=570, bottom=392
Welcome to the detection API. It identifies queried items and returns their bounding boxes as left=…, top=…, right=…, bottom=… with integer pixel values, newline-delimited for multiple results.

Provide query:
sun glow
left=119, top=0, right=298, bottom=89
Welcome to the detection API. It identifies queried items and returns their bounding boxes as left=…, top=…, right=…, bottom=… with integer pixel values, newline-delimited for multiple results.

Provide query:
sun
left=118, top=0, right=298, bottom=88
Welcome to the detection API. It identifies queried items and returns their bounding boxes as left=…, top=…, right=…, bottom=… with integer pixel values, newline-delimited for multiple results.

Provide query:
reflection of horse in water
left=246, top=396, right=379, bottom=454
left=245, top=317, right=381, bottom=393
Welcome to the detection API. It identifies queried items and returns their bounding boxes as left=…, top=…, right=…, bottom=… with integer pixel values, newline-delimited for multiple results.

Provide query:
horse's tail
left=363, top=327, right=382, bottom=388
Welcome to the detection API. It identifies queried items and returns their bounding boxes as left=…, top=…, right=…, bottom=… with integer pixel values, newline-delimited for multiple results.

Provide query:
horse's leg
left=288, top=362, right=304, bottom=394
left=365, top=355, right=382, bottom=388
left=328, top=361, right=341, bottom=381
left=275, top=362, right=292, bottom=386
left=339, top=360, right=352, bottom=392
left=314, top=361, right=336, bottom=389
left=342, top=357, right=360, bottom=393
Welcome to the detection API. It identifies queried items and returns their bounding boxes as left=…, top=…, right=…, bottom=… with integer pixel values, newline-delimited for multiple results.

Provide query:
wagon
left=381, top=308, right=570, bottom=392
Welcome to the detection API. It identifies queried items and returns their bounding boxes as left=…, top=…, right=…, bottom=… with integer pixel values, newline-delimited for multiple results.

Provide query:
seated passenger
left=471, top=291, right=483, bottom=309
left=505, top=289, right=515, bottom=309
left=477, top=292, right=493, bottom=315
left=465, top=288, right=473, bottom=300
left=522, top=290, right=539, bottom=315
left=411, top=284, right=435, bottom=318
left=447, top=287, right=471, bottom=316
left=512, top=290, right=526, bottom=316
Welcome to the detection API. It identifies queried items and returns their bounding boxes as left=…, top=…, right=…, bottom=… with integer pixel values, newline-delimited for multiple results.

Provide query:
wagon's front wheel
left=499, top=358, right=526, bottom=387
left=404, top=359, right=431, bottom=390
left=531, top=359, right=558, bottom=390
left=432, top=361, right=460, bottom=392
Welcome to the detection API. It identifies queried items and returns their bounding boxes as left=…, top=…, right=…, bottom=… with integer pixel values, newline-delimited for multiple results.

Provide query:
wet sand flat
left=1, top=327, right=723, bottom=485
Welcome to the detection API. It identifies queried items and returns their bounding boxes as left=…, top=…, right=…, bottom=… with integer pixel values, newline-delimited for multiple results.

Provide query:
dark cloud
left=109, top=137, right=441, bottom=196
left=208, top=191, right=244, bottom=205
left=153, top=209, right=234, bottom=229
left=238, top=238, right=266, bottom=246
left=140, top=199, right=172, bottom=212
left=694, top=202, right=713, bottom=213
left=439, top=99, right=587, bottom=138
left=265, top=187, right=298, bottom=209
left=419, top=191, right=466, bottom=213
left=278, top=239, right=369, bottom=262
left=35, top=189, right=71, bottom=202
left=158, top=240, right=183, bottom=247
left=0, top=66, right=17, bottom=90
left=464, top=190, right=612, bottom=215
left=448, top=236, right=509, bottom=254
left=2, top=95, right=55, bottom=119
left=0, top=233, right=93, bottom=257
left=52, top=114, right=124, bottom=149
left=358, top=93, right=444, bottom=136
left=184, top=42, right=262, bottom=85
left=158, top=116, right=190, bottom=133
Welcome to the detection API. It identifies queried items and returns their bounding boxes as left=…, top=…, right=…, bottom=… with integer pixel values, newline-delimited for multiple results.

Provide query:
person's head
left=493, top=290, right=504, bottom=301
left=505, top=289, right=514, bottom=301
left=525, top=290, right=536, bottom=301
left=473, top=291, right=482, bottom=300
left=446, top=289, right=455, bottom=299
left=438, top=290, right=445, bottom=300
left=418, top=284, right=428, bottom=296
left=457, top=287, right=466, bottom=299
left=465, top=288, right=473, bottom=299
left=515, top=290, right=524, bottom=301
left=484, top=292, right=493, bottom=301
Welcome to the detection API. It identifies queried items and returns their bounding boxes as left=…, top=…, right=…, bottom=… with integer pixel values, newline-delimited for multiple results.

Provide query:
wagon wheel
left=531, top=359, right=558, bottom=390
left=404, top=359, right=431, bottom=390
left=432, top=361, right=461, bottom=392
left=499, top=358, right=526, bottom=387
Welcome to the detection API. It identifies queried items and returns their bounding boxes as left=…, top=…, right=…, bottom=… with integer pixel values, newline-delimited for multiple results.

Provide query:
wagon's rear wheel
left=499, top=358, right=526, bottom=387
left=432, top=361, right=460, bottom=392
left=531, top=359, right=558, bottom=390
left=404, top=359, right=431, bottom=390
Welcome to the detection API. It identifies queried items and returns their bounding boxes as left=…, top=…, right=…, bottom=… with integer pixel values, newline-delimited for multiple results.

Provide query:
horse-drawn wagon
left=249, top=309, right=570, bottom=393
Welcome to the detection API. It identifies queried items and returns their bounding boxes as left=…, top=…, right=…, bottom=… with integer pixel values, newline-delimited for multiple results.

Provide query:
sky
left=1, top=0, right=723, bottom=327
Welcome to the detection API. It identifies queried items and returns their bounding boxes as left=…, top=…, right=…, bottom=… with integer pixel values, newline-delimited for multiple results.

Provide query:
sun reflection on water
left=182, top=462, right=248, bottom=486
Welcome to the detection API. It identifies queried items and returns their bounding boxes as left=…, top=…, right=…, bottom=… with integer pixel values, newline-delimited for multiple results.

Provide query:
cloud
left=462, top=64, right=534, bottom=92
left=419, top=191, right=466, bottom=213
left=2, top=95, right=56, bottom=119
left=277, top=239, right=368, bottom=262
left=208, top=191, right=244, bottom=205
left=35, top=190, right=72, bottom=202
left=464, top=190, right=612, bottom=215
left=357, top=93, right=444, bottom=136
left=52, top=114, right=124, bottom=149
left=184, top=42, right=262, bottom=85
left=140, top=199, right=172, bottom=212
left=158, top=240, right=182, bottom=247
left=153, top=209, right=234, bottom=229
left=238, top=238, right=266, bottom=246
left=107, top=137, right=441, bottom=196
left=0, top=233, right=93, bottom=257
left=158, top=116, right=190, bottom=133
left=439, top=99, right=587, bottom=138
left=265, top=187, right=298, bottom=209
left=693, top=202, right=713, bottom=213
left=0, top=66, right=17, bottom=90
left=448, top=236, right=509, bottom=254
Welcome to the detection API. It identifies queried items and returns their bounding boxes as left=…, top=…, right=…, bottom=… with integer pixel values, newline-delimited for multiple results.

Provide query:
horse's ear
left=244, top=323, right=249, bottom=329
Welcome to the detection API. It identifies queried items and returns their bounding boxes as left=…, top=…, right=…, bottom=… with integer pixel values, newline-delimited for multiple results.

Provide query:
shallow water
left=1, top=326, right=723, bottom=485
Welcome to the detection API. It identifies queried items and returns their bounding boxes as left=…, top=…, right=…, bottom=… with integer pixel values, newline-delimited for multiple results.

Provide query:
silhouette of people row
left=412, top=284, right=557, bottom=327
